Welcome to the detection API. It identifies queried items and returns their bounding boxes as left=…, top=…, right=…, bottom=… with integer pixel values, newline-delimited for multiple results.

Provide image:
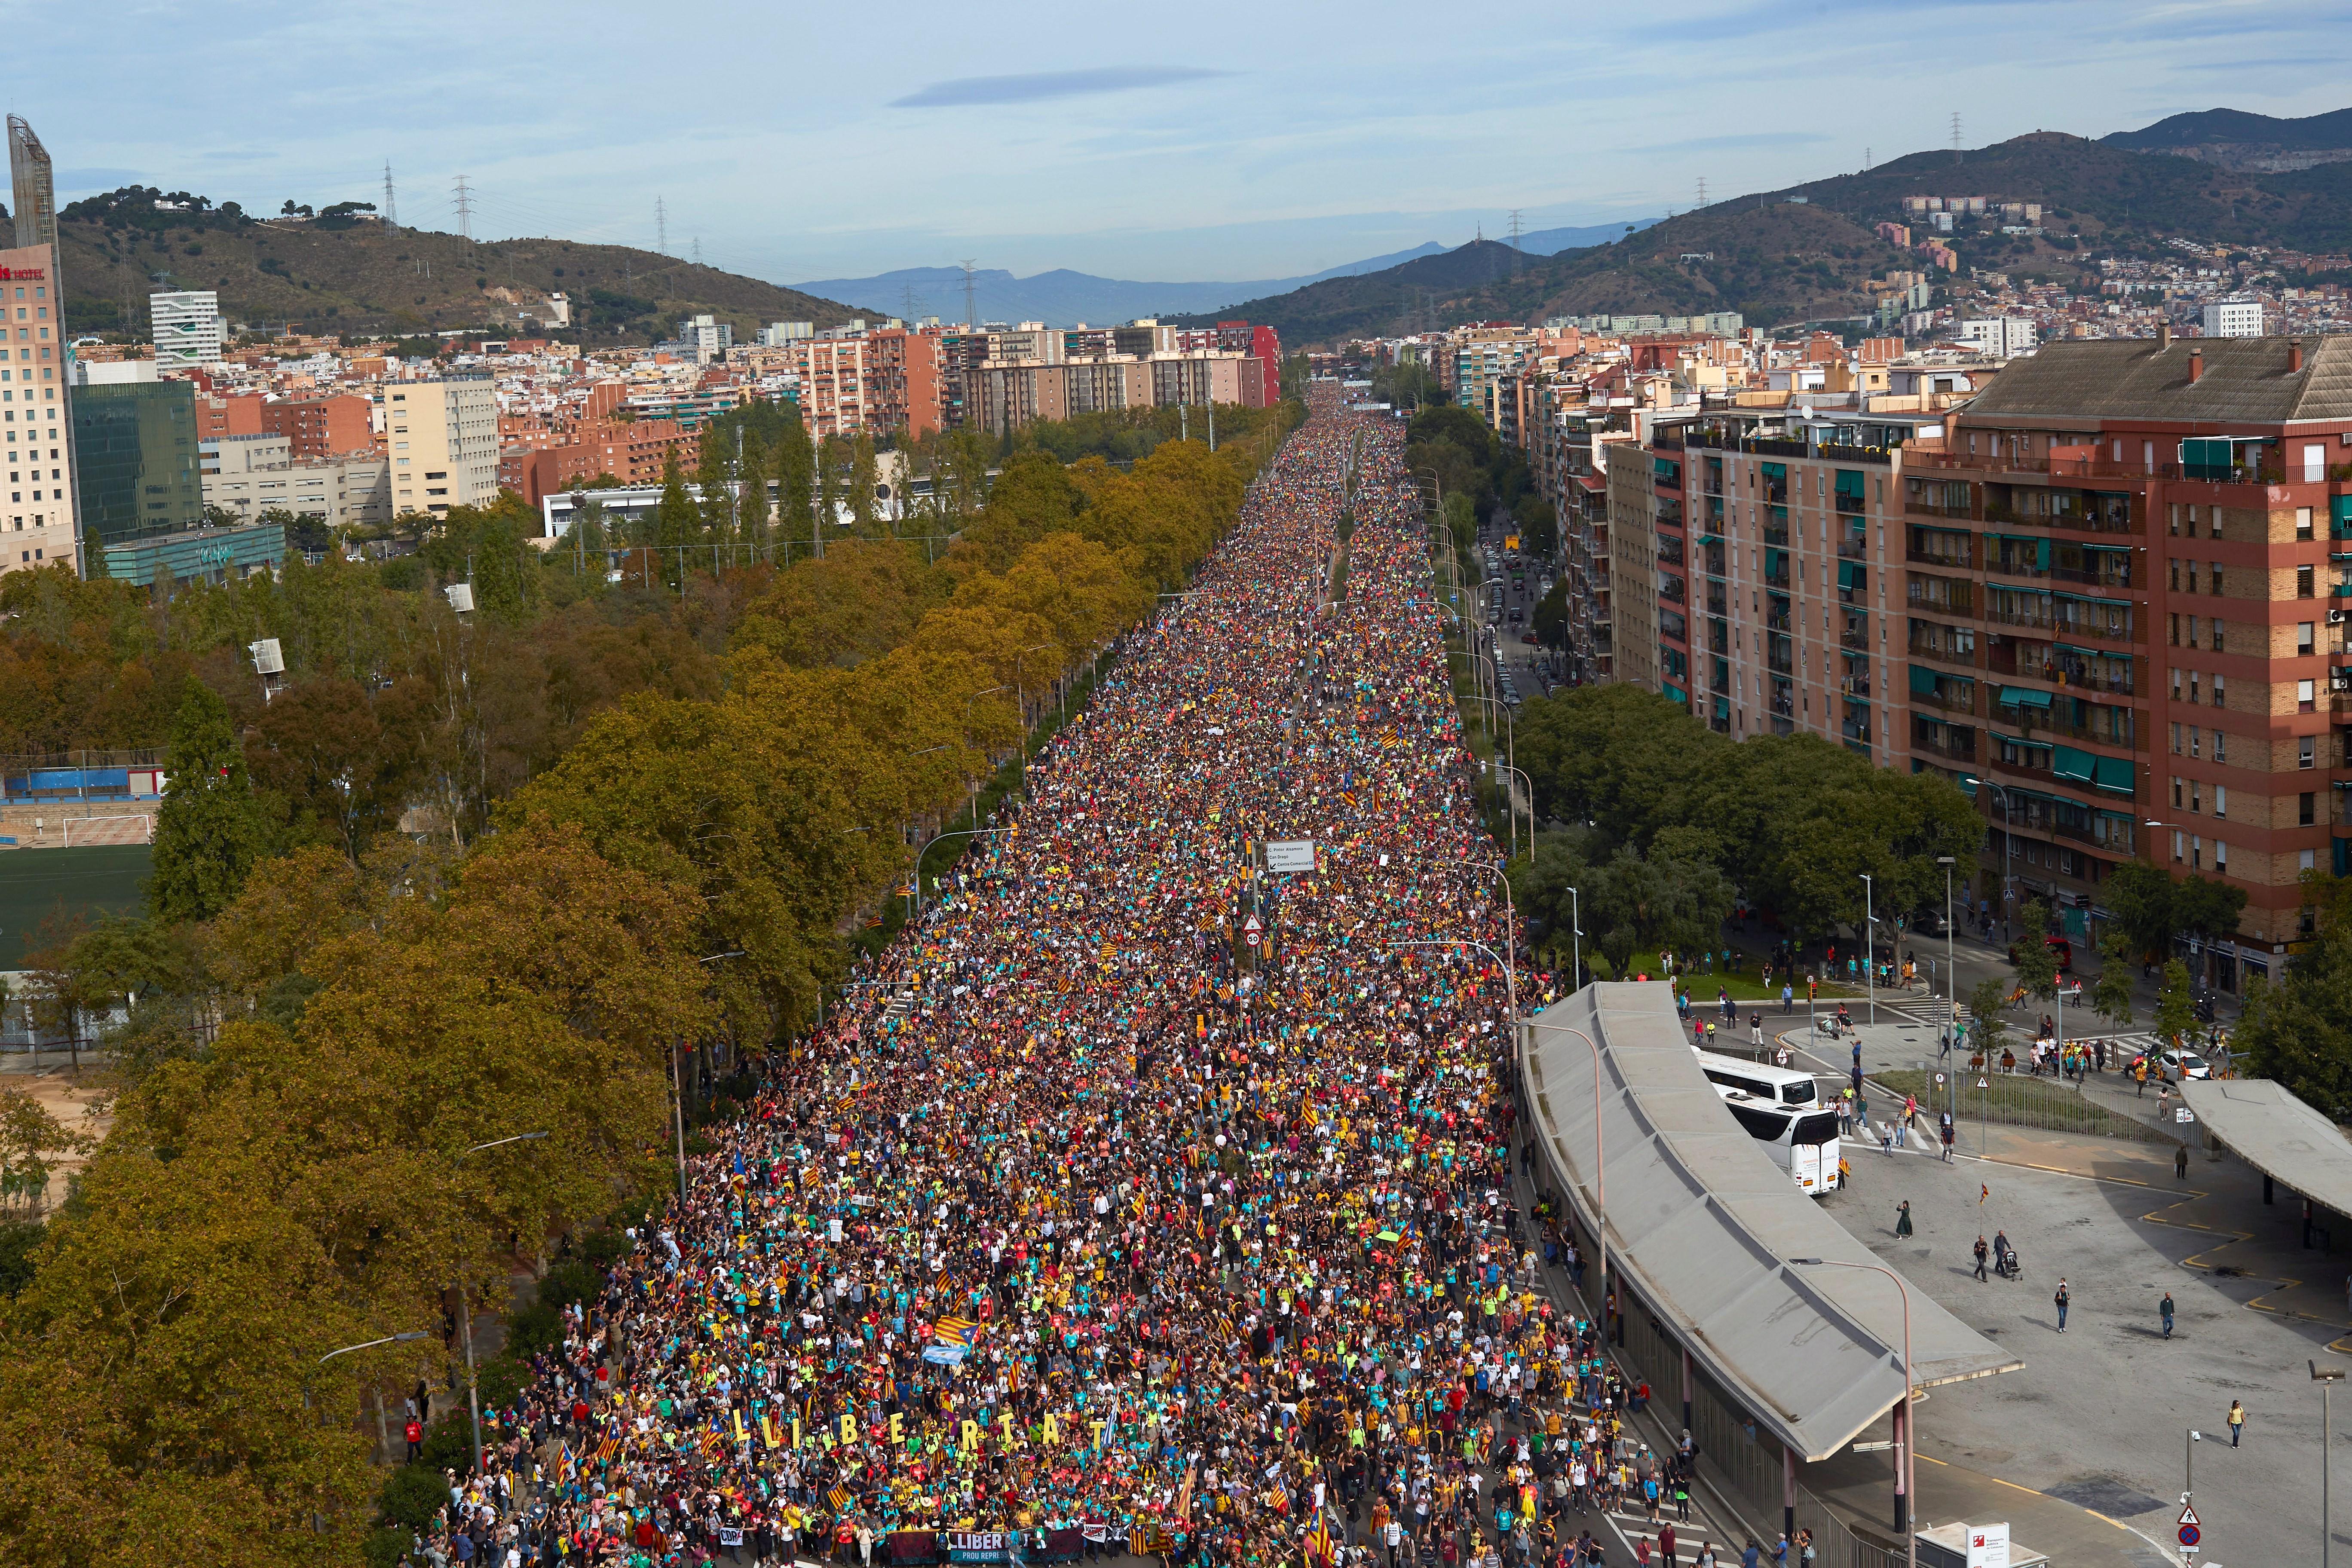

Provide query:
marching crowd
left=404, top=390, right=1717, bottom=1568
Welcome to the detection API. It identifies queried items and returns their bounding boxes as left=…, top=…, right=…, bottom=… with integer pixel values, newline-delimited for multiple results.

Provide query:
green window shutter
left=2053, top=746, right=2095, bottom=782
left=1761, top=462, right=1787, bottom=481
left=1910, top=665, right=1939, bottom=695
left=2092, top=756, right=2137, bottom=794
left=1835, top=469, right=1865, bottom=499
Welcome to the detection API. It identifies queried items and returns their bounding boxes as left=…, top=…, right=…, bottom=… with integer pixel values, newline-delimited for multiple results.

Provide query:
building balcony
left=1840, top=625, right=1870, bottom=649
left=1906, top=638, right=1980, bottom=671
left=1912, top=729, right=1978, bottom=764
left=1837, top=538, right=1868, bottom=561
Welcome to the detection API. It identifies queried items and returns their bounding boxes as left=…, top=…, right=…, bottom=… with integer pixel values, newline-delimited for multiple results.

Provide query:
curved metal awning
left=2180, top=1078, right=2352, bottom=1217
left=1521, top=981, right=2021, bottom=1462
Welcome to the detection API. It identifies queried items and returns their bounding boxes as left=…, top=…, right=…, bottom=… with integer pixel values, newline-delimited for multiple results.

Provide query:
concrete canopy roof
left=1521, top=982, right=2020, bottom=1462
left=2179, top=1078, right=2352, bottom=1216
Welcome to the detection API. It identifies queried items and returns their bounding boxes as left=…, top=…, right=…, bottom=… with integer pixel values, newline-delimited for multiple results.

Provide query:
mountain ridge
left=1182, top=121, right=2352, bottom=346
left=52, top=186, right=864, bottom=346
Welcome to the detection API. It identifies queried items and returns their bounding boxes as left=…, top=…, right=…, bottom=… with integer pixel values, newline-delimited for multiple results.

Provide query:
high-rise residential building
left=385, top=376, right=498, bottom=516
left=1892, top=332, right=2352, bottom=981
left=676, top=313, right=732, bottom=364
left=2202, top=296, right=2264, bottom=339
left=149, top=290, right=225, bottom=367
left=0, top=239, right=77, bottom=574
left=70, top=379, right=202, bottom=551
left=6, top=116, right=55, bottom=253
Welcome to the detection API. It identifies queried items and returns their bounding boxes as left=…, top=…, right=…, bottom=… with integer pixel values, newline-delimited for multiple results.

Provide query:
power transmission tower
left=383, top=161, right=398, bottom=231
left=451, top=175, right=473, bottom=240
left=656, top=196, right=668, bottom=256
left=1951, top=112, right=1963, bottom=159
left=1696, top=176, right=1707, bottom=208
left=692, top=236, right=702, bottom=266
left=901, top=283, right=922, bottom=322
left=1864, top=147, right=1872, bottom=171
left=959, top=259, right=977, bottom=329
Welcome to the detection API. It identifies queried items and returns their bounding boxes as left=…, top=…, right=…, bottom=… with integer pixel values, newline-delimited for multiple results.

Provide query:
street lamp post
left=911, top=826, right=1011, bottom=917
left=1792, top=1257, right=1915, bottom=1568
left=1982, top=781, right=2018, bottom=933
left=1939, top=856, right=1958, bottom=1126
left=2316, top=1360, right=2345, bottom=1568
left=1861, top=873, right=1877, bottom=1027
left=452, top=1132, right=551, bottom=1478
left=1569, top=884, right=1584, bottom=994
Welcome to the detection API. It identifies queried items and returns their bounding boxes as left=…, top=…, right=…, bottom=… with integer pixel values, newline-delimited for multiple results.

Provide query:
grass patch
left=1877, top=1068, right=2162, bottom=1142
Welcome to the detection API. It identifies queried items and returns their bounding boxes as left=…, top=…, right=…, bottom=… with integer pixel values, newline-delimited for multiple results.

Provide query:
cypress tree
left=148, top=682, right=265, bottom=923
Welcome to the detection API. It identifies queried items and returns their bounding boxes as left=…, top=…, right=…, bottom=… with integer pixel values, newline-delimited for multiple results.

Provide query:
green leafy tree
left=1966, top=976, right=2010, bottom=1065
left=2091, top=931, right=2135, bottom=1027
left=652, top=448, right=700, bottom=588
left=2103, top=859, right=2176, bottom=962
left=775, top=408, right=815, bottom=559
left=2174, top=873, right=2249, bottom=947
left=2155, top=958, right=2197, bottom=1050
left=150, top=682, right=266, bottom=922
left=2012, top=898, right=2061, bottom=1002
left=2236, top=920, right=2352, bottom=1116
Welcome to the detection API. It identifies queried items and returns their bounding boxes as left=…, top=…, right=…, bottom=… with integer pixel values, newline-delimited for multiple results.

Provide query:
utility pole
left=383, top=162, right=398, bottom=232
left=656, top=196, right=668, bottom=256
left=959, top=259, right=978, bottom=329
left=451, top=175, right=473, bottom=241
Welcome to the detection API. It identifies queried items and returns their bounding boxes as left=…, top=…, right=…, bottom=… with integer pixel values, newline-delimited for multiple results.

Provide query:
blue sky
left=14, top=0, right=2348, bottom=288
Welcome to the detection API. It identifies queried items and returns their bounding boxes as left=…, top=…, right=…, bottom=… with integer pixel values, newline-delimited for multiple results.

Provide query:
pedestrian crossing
left=1880, top=998, right=1968, bottom=1030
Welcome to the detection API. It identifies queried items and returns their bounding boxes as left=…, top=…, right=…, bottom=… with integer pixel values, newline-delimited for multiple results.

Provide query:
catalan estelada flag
left=829, top=1483, right=854, bottom=1513
left=932, top=1315, right=979, bottom=1348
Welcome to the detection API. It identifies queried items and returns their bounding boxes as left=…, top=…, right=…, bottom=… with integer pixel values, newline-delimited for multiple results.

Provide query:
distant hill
left=1520, top=218, right=1662, bottom=254
left=2104, top=106, right=2352, bottom=170
left=52, top=187, right=864, bottom=346
left=794, top=245, right=1447, bottom=328
left=1196, top=127, right=2352, bottom=345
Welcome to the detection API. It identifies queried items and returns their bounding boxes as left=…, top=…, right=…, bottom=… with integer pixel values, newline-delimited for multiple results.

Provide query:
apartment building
left=201, top=432, right=391, bottom=530
left=1900, top=332, right=2352, bottom=980
left=265, top=393, right=373, bottom=460
left=386, top=376, right=497, bottom=517
left=149, top=289, right=224, bottom=368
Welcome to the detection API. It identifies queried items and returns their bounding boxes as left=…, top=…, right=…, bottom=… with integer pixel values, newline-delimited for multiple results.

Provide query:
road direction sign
left=1265, top=839, right=1317, bottom=873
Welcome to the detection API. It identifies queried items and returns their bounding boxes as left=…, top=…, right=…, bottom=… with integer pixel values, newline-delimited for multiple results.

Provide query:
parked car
left=1520, top=632, right=1538, bottom=645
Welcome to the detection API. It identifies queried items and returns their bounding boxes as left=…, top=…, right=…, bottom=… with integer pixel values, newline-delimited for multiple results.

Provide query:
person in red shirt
left=404, top=1416, right=423, bottom=1463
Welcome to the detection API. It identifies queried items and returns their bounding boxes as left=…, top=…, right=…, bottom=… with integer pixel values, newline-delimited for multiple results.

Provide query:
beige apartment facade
left=386, top=375, right=497, bottom=517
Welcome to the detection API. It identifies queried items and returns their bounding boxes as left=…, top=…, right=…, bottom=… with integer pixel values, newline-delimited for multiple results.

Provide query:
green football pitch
left=0, top=846, right=151, bottom=968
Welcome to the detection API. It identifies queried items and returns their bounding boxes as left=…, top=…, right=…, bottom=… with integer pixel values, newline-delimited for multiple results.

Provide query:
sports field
left=0, top=846, right=151, bottom=967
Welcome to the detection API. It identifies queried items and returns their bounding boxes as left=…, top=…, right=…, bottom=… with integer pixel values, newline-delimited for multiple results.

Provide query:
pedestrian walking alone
left=1940, top=1111, right=1956, bottom=1163
left=2161, top=1290, right=2175, bottom=1339
left=1973, top=1235, right=1989, bottom=1282
left=2054, top=1277, right=2070, bottom=1332
left=1895, top=1200, right=1914, bottom=1239
left=2227, top=1398, right=2245, bottom=1446
left=2175, top=1143, right=2189, bottom=1180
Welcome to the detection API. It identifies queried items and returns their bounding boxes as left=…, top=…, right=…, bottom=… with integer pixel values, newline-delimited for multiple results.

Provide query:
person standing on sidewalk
left=2161, top=1291, right=2176, bottom=1339
left=2175, top=1144, right=2190, bottom=1180
left=2054, top=1277, right=2070, bottom=1332
left=1940, top=1111, right=1956, bottom=1163
left=1895, top=1200, right=1914, bottom=1239
left=2227, top=1399, right=2245, bottom=1446
left=1781, top=982, right=1793, bottom=1015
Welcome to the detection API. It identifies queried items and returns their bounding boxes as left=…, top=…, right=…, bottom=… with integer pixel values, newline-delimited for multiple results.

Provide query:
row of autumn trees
left=0, top=396, right=1300, bottom=1566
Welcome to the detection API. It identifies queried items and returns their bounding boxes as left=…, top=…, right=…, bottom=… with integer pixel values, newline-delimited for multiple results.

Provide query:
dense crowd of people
left=408, top=390, right=1703, bottom=1568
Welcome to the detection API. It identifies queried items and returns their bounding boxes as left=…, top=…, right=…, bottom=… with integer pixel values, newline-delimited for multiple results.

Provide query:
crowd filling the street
left=406, top=389, right=1740, bottom=1568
